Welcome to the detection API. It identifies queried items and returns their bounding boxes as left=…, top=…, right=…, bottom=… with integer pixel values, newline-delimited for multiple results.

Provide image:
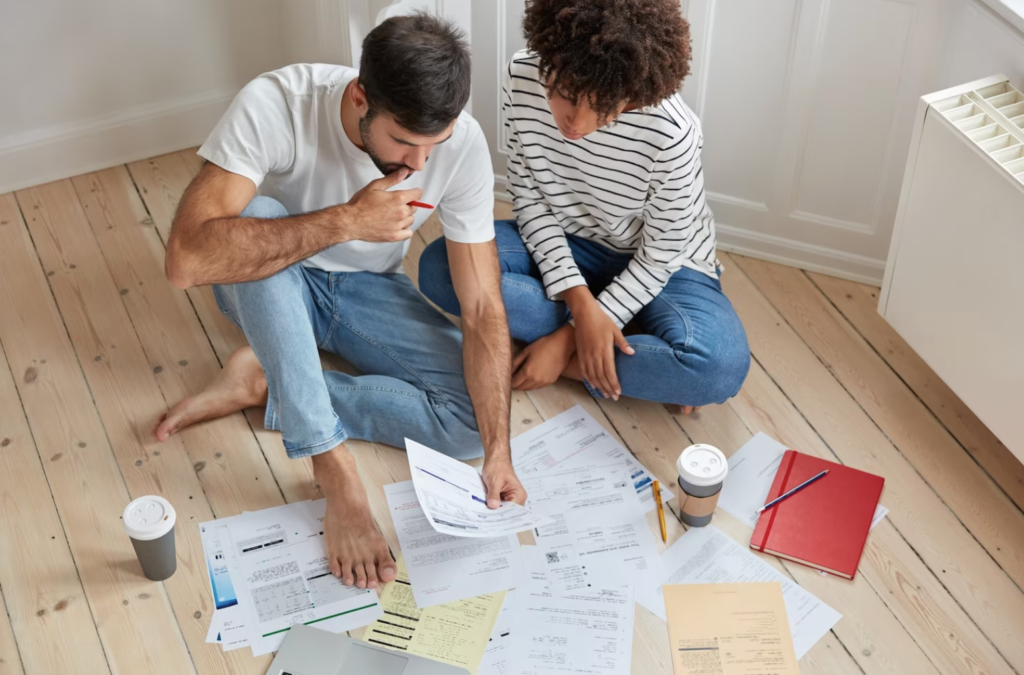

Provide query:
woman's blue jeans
left=418, top=220, right=750, bottom=407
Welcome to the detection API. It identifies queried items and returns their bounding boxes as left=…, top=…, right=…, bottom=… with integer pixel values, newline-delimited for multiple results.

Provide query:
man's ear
left=350, top=78, right=370, bottom=115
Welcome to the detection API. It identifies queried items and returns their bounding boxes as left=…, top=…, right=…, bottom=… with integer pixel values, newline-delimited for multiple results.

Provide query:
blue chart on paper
left=207, top=552, right=238, bottom=610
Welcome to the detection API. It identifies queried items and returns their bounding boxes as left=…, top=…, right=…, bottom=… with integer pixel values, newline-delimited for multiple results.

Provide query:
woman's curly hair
left=523, top=0, right=692, bottom=121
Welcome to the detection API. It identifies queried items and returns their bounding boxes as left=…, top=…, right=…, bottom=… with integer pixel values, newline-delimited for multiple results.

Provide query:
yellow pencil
left=652, top=480, right=667, bottom=542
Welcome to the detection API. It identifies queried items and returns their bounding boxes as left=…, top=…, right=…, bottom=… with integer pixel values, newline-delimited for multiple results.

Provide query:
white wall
left=0, top=0, right=286, bottom=193
left=4, top=0, right=1021, bottom=281
left=942, top=0, right=1024, bottom=89
left=476, top=0, right=1024, bottom=284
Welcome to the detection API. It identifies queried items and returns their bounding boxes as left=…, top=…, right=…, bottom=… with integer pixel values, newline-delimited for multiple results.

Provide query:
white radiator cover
left=880, top=74, right=1024, bottom=460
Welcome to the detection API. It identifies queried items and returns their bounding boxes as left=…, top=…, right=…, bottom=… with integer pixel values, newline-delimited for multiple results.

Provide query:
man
left=420, top=0, right=750, bottom=412
left=156, top=13, right=524, bottom=590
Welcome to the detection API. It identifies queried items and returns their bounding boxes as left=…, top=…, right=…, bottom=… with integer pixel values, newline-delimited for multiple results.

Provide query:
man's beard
left=359, top=114, right=413, bottom=176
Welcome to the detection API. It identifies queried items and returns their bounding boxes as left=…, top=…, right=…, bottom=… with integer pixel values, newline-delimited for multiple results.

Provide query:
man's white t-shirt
left=198, top=64, right=495, bottom=274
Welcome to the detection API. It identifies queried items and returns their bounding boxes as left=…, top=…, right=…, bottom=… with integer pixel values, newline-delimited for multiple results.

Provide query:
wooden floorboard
left=0, top=585, right=24, bottom=675
left=720, top=251, right=1024, bottom=671
left=2, top=154, right=1022, bottom=674
left=0, top=321, right=109, bottom=675
left=728, top=362, right=1011, bottom=675
left=16, top=180, right=273, bottom=675
left=807, top=272, right=1024, bottom=514
left=0, top=190, right=197, bottom=674
left=734, top=255, right=1024, bottom=590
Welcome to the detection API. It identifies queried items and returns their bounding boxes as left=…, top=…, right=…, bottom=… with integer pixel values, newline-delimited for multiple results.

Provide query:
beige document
left=664, top=582, right=799, bottom=675
left=362, top=556, right=505, bottom=674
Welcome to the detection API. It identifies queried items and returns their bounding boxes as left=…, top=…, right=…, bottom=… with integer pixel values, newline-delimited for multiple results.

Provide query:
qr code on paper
left=546, top=552, right=560, bottom=564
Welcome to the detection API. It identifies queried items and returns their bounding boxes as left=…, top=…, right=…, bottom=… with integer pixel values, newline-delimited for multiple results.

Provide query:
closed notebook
left=750, top=450, right=884, bottom=579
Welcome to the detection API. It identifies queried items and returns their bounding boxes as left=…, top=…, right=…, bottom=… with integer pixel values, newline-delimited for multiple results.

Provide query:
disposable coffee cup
left=675, top=444, right=728, bottom=527
left=123, top=495, right=177, bottom=581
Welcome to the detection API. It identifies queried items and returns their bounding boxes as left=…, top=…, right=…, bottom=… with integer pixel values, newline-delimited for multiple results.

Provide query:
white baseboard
left=715, top=224, right=885, bottom=285
left=0, top=89, right=235, bottom=195
left=492, top=173, right=885, bottom=285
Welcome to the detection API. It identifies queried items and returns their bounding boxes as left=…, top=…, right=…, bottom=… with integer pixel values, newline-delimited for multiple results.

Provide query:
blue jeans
left=419, top=220, right=750, bottom=407
left=213, top=197, right=482, bottom=460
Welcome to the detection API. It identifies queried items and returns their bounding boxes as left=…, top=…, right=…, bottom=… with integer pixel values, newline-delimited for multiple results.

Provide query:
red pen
left=409, top=200, right=435, bottom=209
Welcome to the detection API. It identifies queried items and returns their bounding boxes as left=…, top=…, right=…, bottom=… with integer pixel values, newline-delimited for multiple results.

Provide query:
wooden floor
left=0, top=148, right=1023, bottom=675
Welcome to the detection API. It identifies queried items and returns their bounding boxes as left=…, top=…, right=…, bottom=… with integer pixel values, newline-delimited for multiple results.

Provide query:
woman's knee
left=710, top=340, right=751, bottom=401
left=417, top=238, right=460, bottom=315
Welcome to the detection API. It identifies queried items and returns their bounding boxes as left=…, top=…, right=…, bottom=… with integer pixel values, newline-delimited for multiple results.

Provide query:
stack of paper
left=372, top=412, right=849, bottom=674
left=199, top=499, right=383, bottom=656
left=384, top=412, right=664, bottom=675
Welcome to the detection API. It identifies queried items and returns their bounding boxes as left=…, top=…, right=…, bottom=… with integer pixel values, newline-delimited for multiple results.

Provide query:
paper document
left=225, top=500, right=383, bottom=656
left=362, top=555, right=504, bottom=674
left=385, top=481, right=523, bottom=607
left=510, top=406, right=671, bottom=511
left=511, top=551, right=635, bottom=675
left=477, top=591, right=514, bottom=675
left=522, top=464, right=664, bottom=593
left=637, top=525, right=840, bottom=659
left=407, top=439, right=548, bottom=537
left=664, top=582, right=799, bottom=675
left=719, top=432, right=888, bottom=529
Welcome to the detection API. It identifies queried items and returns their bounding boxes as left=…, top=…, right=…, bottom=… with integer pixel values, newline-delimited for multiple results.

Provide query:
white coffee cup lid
left=123, top=495, right=176, bottom=541
left=676, top=444, right=728, bottom=486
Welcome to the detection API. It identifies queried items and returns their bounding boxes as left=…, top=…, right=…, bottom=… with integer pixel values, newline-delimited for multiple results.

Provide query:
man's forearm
left=461, top=305, right=513, bottom=461
left=168, top=208, right=343, bottom=288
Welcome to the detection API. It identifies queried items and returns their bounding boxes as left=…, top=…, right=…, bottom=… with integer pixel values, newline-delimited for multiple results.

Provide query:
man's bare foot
left=152, top=346, right=268, bottom=441
left=666, top=403, right=702, bottom=416
left=314, top=447, right=396, bottom=589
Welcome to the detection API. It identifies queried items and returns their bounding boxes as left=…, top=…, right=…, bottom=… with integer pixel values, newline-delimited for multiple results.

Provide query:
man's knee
left=417, top=238, right=460, bottom=315
left=216, top=265, right=309, bottom=327
left=240, top=196, right=288, bottom=220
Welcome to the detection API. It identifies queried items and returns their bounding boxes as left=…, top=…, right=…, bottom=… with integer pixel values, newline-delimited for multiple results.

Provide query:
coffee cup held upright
left=675, top=444, right=728, bottom=527
left=123, top=495, right=177, bottom=581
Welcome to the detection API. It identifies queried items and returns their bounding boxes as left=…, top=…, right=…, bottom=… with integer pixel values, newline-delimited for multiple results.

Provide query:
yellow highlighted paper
left=361, top=556, right=505, bottom=674
left=664, top=582, right=799, bottom=675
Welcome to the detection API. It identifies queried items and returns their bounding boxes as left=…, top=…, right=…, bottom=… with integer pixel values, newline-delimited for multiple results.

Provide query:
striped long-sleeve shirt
left=503, top=50, right=720, bottom=328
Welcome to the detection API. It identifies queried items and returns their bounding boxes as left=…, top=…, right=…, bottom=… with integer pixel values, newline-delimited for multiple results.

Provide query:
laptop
left=265, top=624, right=469, bottom=675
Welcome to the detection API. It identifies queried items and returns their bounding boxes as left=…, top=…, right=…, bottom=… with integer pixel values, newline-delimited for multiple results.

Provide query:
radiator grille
left=933, top=81, right=1024, bottom=183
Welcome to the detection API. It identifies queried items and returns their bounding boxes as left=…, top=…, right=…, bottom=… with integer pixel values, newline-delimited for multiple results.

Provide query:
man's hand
left=337, top=169, right=422, bottom=243
left=481, top=456, right=527, bottom=508
left=563, top=287, right=635, bottom=400
left=512, top=324, right=576, bottom=390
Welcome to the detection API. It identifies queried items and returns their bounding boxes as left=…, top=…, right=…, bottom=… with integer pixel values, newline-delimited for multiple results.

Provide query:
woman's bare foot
left=666, top=403, right=702, bottom=416
left=313, top=447, right=397, bottom=589
left=152, top=346, right=268, bottom=441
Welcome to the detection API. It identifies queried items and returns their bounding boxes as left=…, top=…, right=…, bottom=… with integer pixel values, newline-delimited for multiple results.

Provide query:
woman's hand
left=512, top=324, right=577, bottom=390
left=563, top=287, right=634, bottom=400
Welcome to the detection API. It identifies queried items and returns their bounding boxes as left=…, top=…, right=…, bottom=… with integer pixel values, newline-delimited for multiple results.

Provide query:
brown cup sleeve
left=676, top=483, right=721, bottom=518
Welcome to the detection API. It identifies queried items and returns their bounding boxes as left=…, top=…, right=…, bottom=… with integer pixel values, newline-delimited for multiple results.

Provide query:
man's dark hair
left=523, top=0, right=692, bottom=120
left=359, top=12, right=471, bottom=136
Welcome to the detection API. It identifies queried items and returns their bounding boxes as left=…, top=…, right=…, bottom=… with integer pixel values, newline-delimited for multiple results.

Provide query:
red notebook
left=750, top=450, right=884, bottom=579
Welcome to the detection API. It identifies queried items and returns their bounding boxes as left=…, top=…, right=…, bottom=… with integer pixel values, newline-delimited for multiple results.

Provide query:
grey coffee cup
left=676, top=444, right=728, bottom=527
left=123, top=496, right=177, bottom=581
